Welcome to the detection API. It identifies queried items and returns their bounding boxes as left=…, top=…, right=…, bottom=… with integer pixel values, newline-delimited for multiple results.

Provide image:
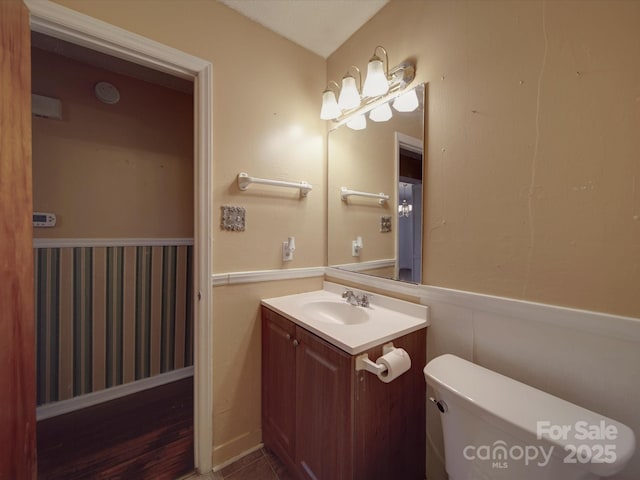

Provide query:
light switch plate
left=221, top=205, right=246, bottom=231
left=380, top=216, right=392, bottom=233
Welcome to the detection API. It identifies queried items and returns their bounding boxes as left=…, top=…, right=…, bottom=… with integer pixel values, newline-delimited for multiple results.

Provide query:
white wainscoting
left=420, top=287, right=640, bottom=480
left=212, top=266, right=640, bottom=480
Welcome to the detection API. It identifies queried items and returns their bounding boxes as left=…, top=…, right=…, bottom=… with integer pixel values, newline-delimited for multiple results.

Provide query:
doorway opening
left=28, top=0, right=213, bottom=475
left=32, top=31, right=196, bottom=479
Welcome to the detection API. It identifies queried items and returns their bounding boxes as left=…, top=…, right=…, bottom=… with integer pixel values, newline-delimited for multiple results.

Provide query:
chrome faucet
left=342, top=289, right=370, bottom=307
left=342, top=289, right=358, bottom=305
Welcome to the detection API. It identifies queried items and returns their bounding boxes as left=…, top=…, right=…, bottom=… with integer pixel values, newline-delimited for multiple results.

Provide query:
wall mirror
left=327, top=83, right=425, bottom=284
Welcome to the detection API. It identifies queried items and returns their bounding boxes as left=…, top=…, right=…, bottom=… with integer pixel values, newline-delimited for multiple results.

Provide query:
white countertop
left=261, top=281, right=429, bottom=355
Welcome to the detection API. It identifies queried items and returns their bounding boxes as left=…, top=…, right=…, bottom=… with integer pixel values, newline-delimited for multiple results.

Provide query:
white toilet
left=424, top=354, right=636, bottom=480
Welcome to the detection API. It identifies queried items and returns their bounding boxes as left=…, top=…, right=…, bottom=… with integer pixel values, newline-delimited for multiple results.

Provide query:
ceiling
left=217, top=0, right=389, bottom=58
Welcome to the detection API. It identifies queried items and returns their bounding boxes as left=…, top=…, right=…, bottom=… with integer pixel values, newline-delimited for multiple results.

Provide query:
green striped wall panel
left=34, top=244, right=194, bottom=406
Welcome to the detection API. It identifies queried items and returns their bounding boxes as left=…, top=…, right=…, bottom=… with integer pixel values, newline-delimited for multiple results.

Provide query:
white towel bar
left=340, top=187, right=389, bottom=205
left=237, top=172, right=312, bottom=197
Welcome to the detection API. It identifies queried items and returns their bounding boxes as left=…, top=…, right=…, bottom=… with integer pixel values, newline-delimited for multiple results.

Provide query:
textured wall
left=328, top=0, right=640, bottom=318
left=32, top=48, right=194, bottom=239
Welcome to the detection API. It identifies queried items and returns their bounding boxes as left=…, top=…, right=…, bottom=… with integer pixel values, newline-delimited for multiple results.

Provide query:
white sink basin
left=303, top=300, right=370, bottom=325
left=262, top=281, right=429, bottom=354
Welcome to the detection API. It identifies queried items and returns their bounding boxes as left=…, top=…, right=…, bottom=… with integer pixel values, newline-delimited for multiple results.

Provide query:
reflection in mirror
left=396, top=133, right=423, bottom=283
left=328, top=83, right=424, bottom=283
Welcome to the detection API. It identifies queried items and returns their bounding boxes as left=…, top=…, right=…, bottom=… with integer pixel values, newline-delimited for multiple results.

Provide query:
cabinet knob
left=292, top=339, right=299, bottom=347
left=285, top=333, right=291, bottom=340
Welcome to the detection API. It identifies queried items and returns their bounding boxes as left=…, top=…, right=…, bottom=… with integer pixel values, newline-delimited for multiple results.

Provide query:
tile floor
left=184, top=448, right=294, bottom=480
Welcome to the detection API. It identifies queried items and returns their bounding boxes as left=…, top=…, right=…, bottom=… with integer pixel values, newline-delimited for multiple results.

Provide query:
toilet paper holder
left=355, top=342, right=397, bottom=376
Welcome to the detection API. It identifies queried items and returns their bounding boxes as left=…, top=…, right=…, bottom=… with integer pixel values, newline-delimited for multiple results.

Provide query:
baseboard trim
left=212, top=443, right=265, bottom=472
left=36, top=366, right=194, bottom=421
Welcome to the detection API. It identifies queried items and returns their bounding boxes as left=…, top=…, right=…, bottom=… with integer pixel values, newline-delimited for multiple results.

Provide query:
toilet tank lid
left=424, top=354, right=636, bottom=476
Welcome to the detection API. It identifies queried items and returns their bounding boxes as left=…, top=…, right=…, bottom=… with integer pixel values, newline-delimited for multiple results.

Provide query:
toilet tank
left=424, top=354, right=635, bottom=480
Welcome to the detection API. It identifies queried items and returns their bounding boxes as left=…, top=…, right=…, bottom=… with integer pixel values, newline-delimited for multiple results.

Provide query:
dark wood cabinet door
left=295, top=327, right=353, bottom=480
left=262, top=306, right=426, bottom=480
left=353, top=330, right=426, bottom=480
left=262, top=307, right=297, bottom=461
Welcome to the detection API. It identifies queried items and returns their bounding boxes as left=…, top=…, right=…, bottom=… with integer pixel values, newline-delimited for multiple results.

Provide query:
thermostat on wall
left=33, top=212, right=56, bottom=227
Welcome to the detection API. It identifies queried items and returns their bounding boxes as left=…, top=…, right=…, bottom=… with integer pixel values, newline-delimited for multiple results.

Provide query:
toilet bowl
left=424, top=354, right=635, bottom=480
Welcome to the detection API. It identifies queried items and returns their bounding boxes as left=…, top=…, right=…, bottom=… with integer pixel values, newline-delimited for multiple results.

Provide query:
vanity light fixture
left=369, top=102, right=393, bottom=122
left=320, top=45, right=415, bottom=123
left=392, top=88, right=419, bottom=113
left=320, top=81, right=341, bottom=120
left=362, top=46, right=390, bottom=97
left=346, top=113, right=367, bottom=131
left=338, top=66, right=362, bottom=111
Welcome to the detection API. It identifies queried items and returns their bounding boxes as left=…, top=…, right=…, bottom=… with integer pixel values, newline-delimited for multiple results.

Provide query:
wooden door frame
left=1, top=2, right=36, bottom=478
left=25, top=0, right=214, bottom=473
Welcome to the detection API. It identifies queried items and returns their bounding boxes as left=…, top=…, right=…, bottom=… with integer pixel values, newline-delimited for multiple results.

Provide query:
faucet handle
left=359, top=294, right=370, bottom=307
left=342, top=289, right=353, bottom=298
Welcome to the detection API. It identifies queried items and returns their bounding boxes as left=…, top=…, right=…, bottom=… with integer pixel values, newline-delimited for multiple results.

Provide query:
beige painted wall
left=328, top=0, right=640, bottom=318
left=50, top=0, right=327, bottom=467
left=52, top=0, right=326, bottom=271
left=32, top=48, right=193, bottom=238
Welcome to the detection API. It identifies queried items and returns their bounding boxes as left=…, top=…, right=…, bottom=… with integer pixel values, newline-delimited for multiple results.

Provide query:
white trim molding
left=26, top=0, right=203, bottom=78
left=212, top=266, right=325, bottom=286
left=194, top=61, right=214, bottom=475
left=330, top=258, right=395, bottom=273
left=36, top=367, right=194, bottom=421
left=213, top=444, right=264, bottom=472
left=33, top=237, right=194, bottom=248
left=27, top=1, right=214, bottom=473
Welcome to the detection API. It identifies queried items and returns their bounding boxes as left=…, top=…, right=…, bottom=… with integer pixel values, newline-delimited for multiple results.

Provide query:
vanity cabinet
left=262, top=306, right=297, bottom=463
left=261, top=305, right=426, bottom=480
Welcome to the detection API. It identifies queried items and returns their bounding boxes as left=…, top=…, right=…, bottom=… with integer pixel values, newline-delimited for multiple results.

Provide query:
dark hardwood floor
left=37, top=376, right=194, bottom=480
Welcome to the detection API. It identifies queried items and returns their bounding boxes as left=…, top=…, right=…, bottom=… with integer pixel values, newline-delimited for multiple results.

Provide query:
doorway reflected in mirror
left=397, top=142, right=422, bottom=283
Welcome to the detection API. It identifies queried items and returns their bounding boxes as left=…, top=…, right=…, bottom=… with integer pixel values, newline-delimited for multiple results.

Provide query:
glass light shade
left=369, top=102, right=393, bottom=122
left=362, top=57, right=389, bottom=97
left=392, top=89, right=419, bottom=112
left=338, top=75, right=361, bottom=110
left=346, top=114, right=366, bottom=130
left=320, top=90, right=341, bottom=120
